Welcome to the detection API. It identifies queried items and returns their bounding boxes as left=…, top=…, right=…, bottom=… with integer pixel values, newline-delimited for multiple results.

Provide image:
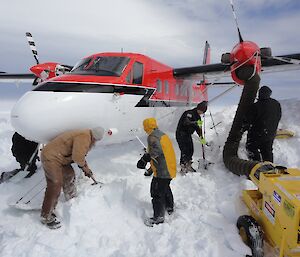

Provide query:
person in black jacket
left=176, top=101, right=207, bottom=173
left=11, top=132, right=39, bottom=178
left=244, top=86, right=281, bottom=162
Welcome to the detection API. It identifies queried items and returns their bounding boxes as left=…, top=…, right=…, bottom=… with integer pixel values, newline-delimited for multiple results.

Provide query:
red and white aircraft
left=1, top=25, right=300, bottom=143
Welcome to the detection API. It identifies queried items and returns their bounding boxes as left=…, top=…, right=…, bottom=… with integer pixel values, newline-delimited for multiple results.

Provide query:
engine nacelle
left=230, top=41, right=261, bottom=85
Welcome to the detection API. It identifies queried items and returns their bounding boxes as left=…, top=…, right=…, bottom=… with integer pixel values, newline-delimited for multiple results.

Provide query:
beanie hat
left=91, top=127, right=105, bottom=141
left=258, top=86, right=272, bottom=100
left=197, top=101, right=208, bottom=113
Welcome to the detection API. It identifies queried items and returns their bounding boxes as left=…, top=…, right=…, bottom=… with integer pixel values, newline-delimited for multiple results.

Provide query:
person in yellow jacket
left=137, top=118, right=176, bottom=227
left=40, top=127, right=104, bottom=229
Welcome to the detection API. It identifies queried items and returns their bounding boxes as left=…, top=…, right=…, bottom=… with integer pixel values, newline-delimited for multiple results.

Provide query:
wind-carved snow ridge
left=0, top=99, right=299, bottom=257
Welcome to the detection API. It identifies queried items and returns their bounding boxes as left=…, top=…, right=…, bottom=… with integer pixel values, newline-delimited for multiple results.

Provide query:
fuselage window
left=164, top=81, right=169, bottom=95
left=132, top=62, right=143, bottom=84
left=175, top=84, right=179, bottom=96
left=180, top=84, right=187, bottom=96
left=156, top=79, right=162, bottom=93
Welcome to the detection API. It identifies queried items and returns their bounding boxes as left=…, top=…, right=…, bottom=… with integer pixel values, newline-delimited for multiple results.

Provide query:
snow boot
left=144, top=216, right=164, bottom=227
left=186, top=161, right=196, bottom=173
left=166, top=207, right=174, bottom=215
left=41, top=213, right=61, bottom=229
left=179, top=163, right=188, bottom=175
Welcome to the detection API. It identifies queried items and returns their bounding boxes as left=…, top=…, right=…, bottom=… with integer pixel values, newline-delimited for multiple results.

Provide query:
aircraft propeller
left=25, top=32, right=72, bottom=86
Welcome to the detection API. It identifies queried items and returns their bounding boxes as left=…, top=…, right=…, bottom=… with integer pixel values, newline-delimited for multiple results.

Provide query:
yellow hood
left=143, top=118, right=158, bottom=134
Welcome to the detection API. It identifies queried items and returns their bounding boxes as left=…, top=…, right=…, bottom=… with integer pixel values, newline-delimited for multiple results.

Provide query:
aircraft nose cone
left=11, top=91, right=46, bottom=142
left=10, top=90, right=105, bottom=143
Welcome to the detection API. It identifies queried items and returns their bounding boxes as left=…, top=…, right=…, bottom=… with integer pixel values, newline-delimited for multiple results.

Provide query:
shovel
left=90, top=174, right=104, bottom=186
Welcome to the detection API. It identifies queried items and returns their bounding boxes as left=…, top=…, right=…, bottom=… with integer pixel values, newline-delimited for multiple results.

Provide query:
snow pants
left=176, top=132, right=194, bottom=165
left=246, top=137, right=274, bottom=162
left=150, top=177, right=173, bottom=219
left=41, top=159, right=76, bottom=220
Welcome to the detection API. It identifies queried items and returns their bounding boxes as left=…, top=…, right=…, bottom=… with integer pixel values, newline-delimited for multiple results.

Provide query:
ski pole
left=210, top=121, right=222, bottom=130
left=135, top=135, right=147, bottom=151
left=209, top=111, right=219, bottom=137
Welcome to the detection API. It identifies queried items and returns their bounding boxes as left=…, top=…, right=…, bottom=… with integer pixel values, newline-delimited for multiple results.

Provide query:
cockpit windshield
left=71, top=56, right=130, bottom=76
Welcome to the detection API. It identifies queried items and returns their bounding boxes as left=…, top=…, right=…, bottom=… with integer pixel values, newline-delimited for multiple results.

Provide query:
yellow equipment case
left=240, top=163, right=300, bottom=257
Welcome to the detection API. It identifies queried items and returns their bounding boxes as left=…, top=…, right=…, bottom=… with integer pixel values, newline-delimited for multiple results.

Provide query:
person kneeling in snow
left=40, top=127, right=104, bottom=229
left=137, top=118, right=176, bottom=227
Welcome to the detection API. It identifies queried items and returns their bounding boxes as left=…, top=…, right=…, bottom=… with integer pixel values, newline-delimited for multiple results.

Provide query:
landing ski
left=8, top=170, right=45, bottom=210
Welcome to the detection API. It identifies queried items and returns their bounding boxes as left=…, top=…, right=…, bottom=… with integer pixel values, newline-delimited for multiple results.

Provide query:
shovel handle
left=91, top=175, right=98, bottom=184
left=90, top=174, right=104, bottom=186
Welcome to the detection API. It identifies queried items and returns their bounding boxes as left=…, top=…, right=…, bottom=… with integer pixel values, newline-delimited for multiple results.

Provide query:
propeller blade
left=229, top=0, right=243, bottom=42
left=270, top=56, right=300, bottom=65
left=25, top=32, right=39, bottom=64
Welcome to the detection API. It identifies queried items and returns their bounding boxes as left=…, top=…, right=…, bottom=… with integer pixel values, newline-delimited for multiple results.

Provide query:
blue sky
left=0, top=0, right=300, bottom=105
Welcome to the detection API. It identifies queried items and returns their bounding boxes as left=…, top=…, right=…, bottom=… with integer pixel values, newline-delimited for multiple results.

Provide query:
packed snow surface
left=0, top=99, right=300, bottom=257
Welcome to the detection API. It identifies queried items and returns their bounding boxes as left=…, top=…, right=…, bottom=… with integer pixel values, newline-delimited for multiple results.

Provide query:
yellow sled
left=275, top=129, right=295, bottom=139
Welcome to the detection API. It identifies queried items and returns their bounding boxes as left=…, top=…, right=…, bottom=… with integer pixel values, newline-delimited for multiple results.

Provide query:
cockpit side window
left=132, top=62, right=143, bottom=84
left=71, top=57, right=92, bottom=71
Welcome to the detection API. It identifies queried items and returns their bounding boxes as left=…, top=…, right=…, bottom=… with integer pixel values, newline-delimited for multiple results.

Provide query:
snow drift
left=0, top=99, right=299, bottom=257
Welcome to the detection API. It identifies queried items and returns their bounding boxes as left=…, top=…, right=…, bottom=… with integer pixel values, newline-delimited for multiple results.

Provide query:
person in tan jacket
left=40, top=127, right=104, bottom=229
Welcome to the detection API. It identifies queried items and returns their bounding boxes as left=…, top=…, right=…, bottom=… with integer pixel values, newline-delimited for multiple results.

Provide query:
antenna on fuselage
left=229, top=0, right=243, bottom=42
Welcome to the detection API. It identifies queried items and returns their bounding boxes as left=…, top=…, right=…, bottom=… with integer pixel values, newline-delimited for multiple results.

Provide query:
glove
left=137, top=158, right=147, bottom=169
left=142, top=153, right=151, bottom=162
left=79, top=164, right=93, bottom=178
left=83, top=168, right=93, bottom=178
left=197, top=119, right=203, bottom=127
left=137, top=153, right=151, bottom=169
left=200, top=137, right=206, bottom=145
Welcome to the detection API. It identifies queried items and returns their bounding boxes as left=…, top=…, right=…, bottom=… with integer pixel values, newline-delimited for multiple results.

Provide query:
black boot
left=179, top=163, right=188, bottom=175
left=144, top=216, right=164, bottom=227
left=186, top=161, right=196, bottom=172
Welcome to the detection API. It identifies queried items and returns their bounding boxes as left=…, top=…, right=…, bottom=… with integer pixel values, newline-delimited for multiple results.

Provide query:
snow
left=0, top=99, right=300, bottom=257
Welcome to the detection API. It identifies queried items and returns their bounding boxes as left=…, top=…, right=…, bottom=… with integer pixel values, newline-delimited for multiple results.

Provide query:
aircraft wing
left=0, top=73, right=35, bottom=83
left=173, top=53, right=300, bottom=80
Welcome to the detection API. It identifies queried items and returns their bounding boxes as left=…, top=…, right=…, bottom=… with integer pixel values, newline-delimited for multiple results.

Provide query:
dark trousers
left=176, top=132, right=193, bottom=164
left=16, top=153, right=38, bottom=172
left=246, top=138, right=274, bottom=162
left=150, top=177, right=173, bottom=218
